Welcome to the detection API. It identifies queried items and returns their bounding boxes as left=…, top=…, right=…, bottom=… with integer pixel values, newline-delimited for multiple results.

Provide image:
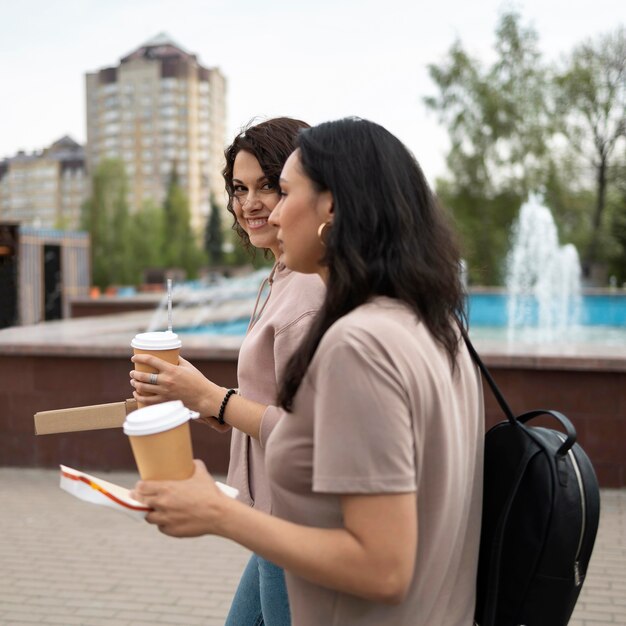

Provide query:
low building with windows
left=0, top=136, right=88, bottom=230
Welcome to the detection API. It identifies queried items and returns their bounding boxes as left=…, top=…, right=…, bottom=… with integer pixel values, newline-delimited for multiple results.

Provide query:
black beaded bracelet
left=217, top=388, right=236, bottom=424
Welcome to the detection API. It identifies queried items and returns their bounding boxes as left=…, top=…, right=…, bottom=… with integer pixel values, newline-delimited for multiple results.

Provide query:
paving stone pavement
left=0, top=468, right=249, bottom=626
left=0, top=468, right=624, bottom=626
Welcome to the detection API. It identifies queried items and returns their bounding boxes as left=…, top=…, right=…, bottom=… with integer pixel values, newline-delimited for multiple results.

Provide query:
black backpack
left=463, top=333, right=601, bottom=626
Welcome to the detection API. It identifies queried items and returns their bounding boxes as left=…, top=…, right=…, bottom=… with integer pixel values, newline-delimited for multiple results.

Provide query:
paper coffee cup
left=131, top=331, right=182, bottom=408
left=123, top=400, right=198, bottom=481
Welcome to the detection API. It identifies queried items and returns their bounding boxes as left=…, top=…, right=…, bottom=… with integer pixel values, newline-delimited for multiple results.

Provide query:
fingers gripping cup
left=123, top=400, right=199, bottom=480
left=131, top=331, right=182, bottom=408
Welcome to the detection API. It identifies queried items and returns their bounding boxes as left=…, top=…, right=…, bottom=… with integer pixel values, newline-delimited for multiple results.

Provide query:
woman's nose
left=241, top=193, right=262, bottom=211
left=269, top=203, right=281, bottom=226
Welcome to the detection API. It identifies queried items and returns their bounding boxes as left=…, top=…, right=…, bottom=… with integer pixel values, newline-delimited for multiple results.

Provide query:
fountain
left=146, top=269, right=269, bottom=334
left=505, top=195, right=582, bottom=343
left=141, top=200, right=623, bottom=347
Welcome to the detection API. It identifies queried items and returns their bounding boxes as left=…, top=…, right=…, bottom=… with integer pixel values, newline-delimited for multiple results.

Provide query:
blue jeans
left=225, top=554, right=291, bottom=626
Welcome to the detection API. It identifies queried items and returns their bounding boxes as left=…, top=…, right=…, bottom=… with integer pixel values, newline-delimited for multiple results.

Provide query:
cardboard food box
left=34, top=399, right=138, bottom=435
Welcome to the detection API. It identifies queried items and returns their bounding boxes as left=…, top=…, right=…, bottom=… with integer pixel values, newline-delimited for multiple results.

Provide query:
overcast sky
left=0, top=0, right=622, bottom=182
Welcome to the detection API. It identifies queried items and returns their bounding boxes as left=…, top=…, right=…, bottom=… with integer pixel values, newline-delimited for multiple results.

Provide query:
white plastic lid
left=123, top=400, right=199, bottom=436
left=131, top=331, right=181, bottom=350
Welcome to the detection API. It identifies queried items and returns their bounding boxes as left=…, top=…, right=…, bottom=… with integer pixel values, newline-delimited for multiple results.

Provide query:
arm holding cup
left=132, top=460, right=417, bottom=604
left=130, top=354, right=268, bottom=439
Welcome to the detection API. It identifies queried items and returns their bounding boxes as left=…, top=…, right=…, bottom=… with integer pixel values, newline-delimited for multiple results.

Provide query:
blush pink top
left=266, top=297, right=484, bottom=626
left=226, top=263, right=325, bottom=512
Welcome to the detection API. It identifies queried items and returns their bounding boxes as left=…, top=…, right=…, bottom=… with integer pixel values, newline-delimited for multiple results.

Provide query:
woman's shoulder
left=280, top=267, right=324, bottom=288
left=259, top=270, right=325, bottom=336
left=276, top=269, right=325, bottom=306
left=323, top=297, right=419, bottom=350
left=335, top=296, right=416, bottom=329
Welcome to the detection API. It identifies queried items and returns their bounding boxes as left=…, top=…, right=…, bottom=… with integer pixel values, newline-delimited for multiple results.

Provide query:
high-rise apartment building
left=0, top=136, right=88, bottom=230
left=85, top=33, right=227, bottom=230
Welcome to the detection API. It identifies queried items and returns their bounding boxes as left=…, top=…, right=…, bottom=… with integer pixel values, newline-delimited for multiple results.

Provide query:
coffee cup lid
left=131, top=331, right=181, bottom=350
left=123, top=400, right=199, bottom=436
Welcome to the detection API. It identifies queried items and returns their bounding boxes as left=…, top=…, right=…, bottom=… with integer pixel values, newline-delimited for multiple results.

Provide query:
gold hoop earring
left=317, top=222, right=331, bottom=247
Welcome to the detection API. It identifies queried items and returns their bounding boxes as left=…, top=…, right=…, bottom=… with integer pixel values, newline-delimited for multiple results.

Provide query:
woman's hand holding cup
left=131, top=459, right=236, bottom=537
left=130, top=355, right=230, bottom=431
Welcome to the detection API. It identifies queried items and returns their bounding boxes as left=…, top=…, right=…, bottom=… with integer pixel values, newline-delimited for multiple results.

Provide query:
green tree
left=81, top=159, right=134, bottom=289
left=436, top=181, right=522, bottom=285
left=129, top=200, right=165, bottom=283
left=162, top=169, right=204, bottom=279
left=555, top=26, right=626, bottom=277
left=608, top=150, right=626, bottom=284
left=425, top=12, right=554, bottom=197
left=424, top=11, right=560, bottom=284
left=204, top=196, right=224, bottom=266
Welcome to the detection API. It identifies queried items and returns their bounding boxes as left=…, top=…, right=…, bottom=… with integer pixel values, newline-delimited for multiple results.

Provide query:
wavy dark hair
left=222, top=117, right=310, bottom=254
left=278, top=117, right=467, bottom=411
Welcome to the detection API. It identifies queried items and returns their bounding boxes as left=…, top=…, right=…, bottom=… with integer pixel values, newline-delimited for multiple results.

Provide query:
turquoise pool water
left=469, top=293, right=626, bottom=327
left=177, top=318, right=251, bottom=336
left=177, top=293, right=626, bottom=343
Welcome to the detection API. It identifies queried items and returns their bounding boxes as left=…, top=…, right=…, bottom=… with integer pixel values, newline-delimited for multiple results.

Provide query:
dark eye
left=261, top=182, right=276, bottom=192
left=233, top=185, right=246, bottom=196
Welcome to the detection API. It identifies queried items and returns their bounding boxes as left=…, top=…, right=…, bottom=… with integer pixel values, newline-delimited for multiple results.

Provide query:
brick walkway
left=0, top=468, right=624, bottom=625
left=0, top=468, right=249, bottom=626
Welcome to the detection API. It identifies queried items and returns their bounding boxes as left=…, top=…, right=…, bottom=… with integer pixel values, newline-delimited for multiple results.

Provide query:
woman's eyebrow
left=232, top=176, right=270, bottom=184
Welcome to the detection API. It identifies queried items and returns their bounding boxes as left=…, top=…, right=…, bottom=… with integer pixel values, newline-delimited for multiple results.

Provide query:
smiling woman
left=129, top=117, right=325, bottom=626
left=223, top=117, right=312, bottom=258
left=230, top=150, right=282, bottom=255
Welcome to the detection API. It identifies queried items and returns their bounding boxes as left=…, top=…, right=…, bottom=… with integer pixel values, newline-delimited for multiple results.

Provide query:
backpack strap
left=518, top=409, right=577, bottom=456
left=459, top=325, right=578, bottom=454
left=460, top=327, right=517, bottom=426
left=459, top=326, right=525, bottom=626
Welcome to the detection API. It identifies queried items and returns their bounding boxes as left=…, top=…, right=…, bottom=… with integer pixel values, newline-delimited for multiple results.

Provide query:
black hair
left=278, top=117, right=467, bottom=410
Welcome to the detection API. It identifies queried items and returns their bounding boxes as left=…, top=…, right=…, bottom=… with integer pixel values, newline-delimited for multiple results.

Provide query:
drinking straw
left=167, top=278, right=173, bottom=333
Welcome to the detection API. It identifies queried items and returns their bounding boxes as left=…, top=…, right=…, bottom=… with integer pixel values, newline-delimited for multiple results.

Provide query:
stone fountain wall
left=0, top=351, right=237, bottom=476
left=0, top=347, right=624, bottom=487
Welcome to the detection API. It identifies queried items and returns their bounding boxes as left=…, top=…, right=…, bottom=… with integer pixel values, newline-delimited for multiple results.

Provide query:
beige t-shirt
left=266, top=297, right=484, bottom=626
left=227, top=264, right=325, bottom=513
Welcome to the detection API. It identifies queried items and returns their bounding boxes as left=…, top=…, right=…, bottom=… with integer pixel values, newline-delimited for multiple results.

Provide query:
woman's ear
left=318, top=190, right=334, bottom=224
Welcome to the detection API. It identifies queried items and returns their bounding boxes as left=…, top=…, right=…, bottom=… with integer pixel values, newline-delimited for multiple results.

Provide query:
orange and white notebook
left=60, top=465, right=238, bottom=521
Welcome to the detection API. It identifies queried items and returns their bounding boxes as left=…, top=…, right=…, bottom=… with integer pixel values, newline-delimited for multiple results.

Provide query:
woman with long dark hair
left=130, top=117, right=325, bottom=626
left=132, top=118, right=484, bottom=625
